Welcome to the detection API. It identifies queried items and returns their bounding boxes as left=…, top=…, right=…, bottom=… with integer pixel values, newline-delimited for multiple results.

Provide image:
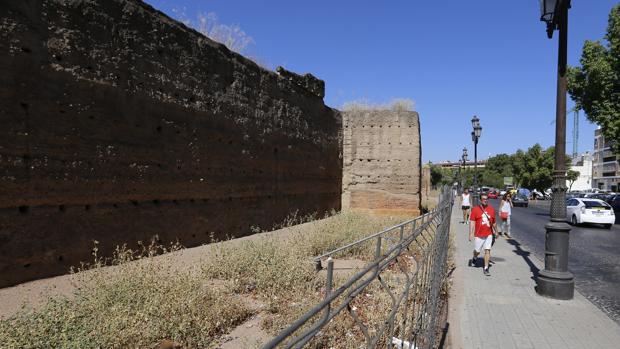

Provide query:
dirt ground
left=0, top=216, right=371, bottom=347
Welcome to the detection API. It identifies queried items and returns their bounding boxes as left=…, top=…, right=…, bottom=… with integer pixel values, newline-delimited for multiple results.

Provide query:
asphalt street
left=487, top=198, right=620, bottom=325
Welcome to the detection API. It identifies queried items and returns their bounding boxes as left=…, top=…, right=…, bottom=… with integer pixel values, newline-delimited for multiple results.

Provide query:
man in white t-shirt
left=461, top=188, right=471, bottom=224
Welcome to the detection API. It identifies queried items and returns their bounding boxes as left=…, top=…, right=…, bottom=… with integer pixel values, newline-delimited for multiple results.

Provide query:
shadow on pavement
left=507, top=239, right=540, bottom=281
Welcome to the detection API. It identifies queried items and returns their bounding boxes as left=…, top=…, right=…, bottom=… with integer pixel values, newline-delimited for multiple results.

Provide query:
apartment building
left=592, top=128, right=620, bottom=192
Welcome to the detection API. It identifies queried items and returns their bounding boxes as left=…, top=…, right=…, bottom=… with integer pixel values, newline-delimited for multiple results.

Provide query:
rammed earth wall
left=342, top=110, right=422, bottom=216
left=0, top=0, right=341, bottom=287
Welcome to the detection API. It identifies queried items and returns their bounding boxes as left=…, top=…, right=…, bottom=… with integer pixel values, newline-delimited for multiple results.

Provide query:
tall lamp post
left=461, top=147, right=468, bottom=192
left=471, top=116, right=482, bottom=206
left=536, top=0, right=574, bottom=299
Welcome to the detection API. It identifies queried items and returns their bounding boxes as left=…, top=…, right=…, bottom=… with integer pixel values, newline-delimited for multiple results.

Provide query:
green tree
left=566, top=169, right=580, bottom=191
left=485, top=153, right=513, bottom=177
left=511, top=144, right=556, bottom=190
left=430, top=164, right=443, bottom=188
left=568, top=4, right=620, bottom=153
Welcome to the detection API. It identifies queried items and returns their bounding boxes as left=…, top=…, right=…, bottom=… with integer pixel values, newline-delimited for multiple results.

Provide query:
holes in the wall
left=23, top=263, right=31, bottom=268
left=21, top=46, right=31, bottom=53
left=59, top=109, right=66, bottom=114
left=86, top=65, right=93, bottom=71
left=157, top=48, right=164, bottom=55
left=18, top=205, right=29, bottom=214
left=54, top=54, right=62, bottom=62
left=192, top=234, right=196, bottom=238
left=172, top=199, right=179, bottom=204
left=190, top=199, right=195, bottom=203
left=22, top=154, right=31, bottom=161
left=153, top=199, right=162, bottom=206
left=156, top=125, right=162, bottom=133
left=84, top=204, right=91, bottom=211
left=58, top=205, right=66, bottom=212
left=273, top=147, right=278, bottom=155
left=58, top=255, right=64, bottom=262
left=130, top=200, right=139, bottom=206
left=19, top=102, right=28, bottom=110
left=88, top=115, right=95, bottom=120
left=112, top=204, right=118, bottom=208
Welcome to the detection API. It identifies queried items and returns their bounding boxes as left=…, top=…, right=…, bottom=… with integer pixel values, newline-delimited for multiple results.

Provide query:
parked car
left=566, top=198, right=615, bottom=229
left=488, top=191, right=498, bottom=199
left=499, top=190, right=507, bottom=196
left=512, top=194, right=529, bottom=207
left=606, top=195, right=620, bottom=215
left=584, top=193, right=607, bottom=200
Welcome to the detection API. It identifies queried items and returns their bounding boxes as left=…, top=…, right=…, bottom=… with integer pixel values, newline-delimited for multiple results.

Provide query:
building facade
left=567, top=152, right=592, bottom=191
left=592, top=128, right=620, bottom=192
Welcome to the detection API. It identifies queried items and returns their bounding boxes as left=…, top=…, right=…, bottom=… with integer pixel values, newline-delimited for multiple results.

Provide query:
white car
left=566, top=198, right=615, bottom=229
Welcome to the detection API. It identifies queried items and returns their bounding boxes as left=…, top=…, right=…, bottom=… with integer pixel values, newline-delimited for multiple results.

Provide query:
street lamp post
left=536, top=0, right=574, bottom=300
left=471, top=116, right=482, bottom=206
left=461, top=147, right=468, bottom=192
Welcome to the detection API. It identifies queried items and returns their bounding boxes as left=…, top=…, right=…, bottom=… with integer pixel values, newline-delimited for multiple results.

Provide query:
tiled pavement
left=448, top=206, right=620, bottom=349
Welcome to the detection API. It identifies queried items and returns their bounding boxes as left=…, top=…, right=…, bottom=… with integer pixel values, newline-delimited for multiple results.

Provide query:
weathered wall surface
left=342, top=110, right=421, bottom=215
left=421, top=164, right=431, bottom=208
left=0, top=0, right=341, bottom=287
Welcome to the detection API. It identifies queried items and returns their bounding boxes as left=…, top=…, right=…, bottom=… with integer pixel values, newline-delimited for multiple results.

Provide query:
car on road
left=512, top=194, right=529, bottom=207
left=566, top=198, right=615, bottom=229
left=606, top=194, right=620, bottom=215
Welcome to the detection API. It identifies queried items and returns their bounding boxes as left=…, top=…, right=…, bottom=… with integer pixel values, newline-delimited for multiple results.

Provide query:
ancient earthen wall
left=0, top=0, right=341, bottom=287
left=342, top=110, right=421, bottom=215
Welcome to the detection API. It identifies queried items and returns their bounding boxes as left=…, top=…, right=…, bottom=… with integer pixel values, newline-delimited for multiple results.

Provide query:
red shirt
left=470, top=205, right=496, bottom=238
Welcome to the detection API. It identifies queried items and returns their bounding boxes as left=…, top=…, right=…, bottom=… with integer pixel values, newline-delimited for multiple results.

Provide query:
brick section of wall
left=0, top=0, right=342, bottom=287
left=342, top=110, right=421, bottom=215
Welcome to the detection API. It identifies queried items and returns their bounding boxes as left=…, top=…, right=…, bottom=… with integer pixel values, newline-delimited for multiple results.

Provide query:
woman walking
left=499, top=193, right=513, bottom=239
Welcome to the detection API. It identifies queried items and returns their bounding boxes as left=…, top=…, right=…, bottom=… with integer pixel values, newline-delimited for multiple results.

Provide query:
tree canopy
left=455, top=144, right=573, bottom=191
left=568, top=4, right=620, bottom=153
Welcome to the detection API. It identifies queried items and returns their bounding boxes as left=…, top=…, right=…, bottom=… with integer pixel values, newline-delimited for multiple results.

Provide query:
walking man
left=468, top=193, right=498, bottom=276
left=461, top=188, right=471, bottom=224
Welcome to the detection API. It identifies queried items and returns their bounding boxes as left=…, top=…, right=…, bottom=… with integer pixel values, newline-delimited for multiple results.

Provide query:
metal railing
left=262, top=187, right=454, bottom=349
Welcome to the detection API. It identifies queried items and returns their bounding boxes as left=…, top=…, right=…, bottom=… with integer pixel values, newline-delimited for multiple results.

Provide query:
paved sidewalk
left=447, top=205, right=620, bottom=349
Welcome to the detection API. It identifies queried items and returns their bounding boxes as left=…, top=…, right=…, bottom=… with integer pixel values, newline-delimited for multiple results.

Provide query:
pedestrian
left=468, top=193, right=498, bottom=276
left=461, top=188, right=471, bottom=224
left=499, top=192, right=513, bottom=239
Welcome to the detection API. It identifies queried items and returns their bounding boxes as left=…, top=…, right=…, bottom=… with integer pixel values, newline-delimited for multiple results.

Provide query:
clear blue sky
left=144, top=0, right=617, bottom=163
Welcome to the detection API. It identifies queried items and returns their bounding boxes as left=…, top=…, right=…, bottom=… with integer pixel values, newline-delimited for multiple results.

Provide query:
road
left=489, top=198, right=620, bottom=325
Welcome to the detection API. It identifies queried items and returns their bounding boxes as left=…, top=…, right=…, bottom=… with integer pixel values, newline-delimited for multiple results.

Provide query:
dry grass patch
left=0, top=242, right=252, bottom=348
left=0, top=211, right=411, bottom=348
